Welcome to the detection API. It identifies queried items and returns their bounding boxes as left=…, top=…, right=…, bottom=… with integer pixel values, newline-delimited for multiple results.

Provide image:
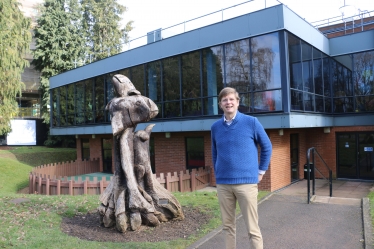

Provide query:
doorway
left=290, top=134, right=299, bottom=181
left=102, top=138, right=113, bottom=173
left=337, top=132, right=374, bottom=179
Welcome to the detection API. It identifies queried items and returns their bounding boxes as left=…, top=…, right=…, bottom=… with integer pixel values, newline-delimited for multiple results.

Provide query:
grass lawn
left=0, top=146, right=270, bottom=249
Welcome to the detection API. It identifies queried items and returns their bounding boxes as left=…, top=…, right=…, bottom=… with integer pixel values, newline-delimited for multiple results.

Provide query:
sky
left=120, top=0, right=373, bottom=41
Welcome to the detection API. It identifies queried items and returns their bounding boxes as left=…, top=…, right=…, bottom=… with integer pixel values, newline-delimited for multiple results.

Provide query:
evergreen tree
left=0, top=0, right=31, bottom=134
left=32, top=0, right=86, bottom=123
left=82, top=0, right=133, bottom=61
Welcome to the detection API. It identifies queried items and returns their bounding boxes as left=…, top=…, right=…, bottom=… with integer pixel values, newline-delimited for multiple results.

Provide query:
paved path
left=189, top=179, right=374, bottom=249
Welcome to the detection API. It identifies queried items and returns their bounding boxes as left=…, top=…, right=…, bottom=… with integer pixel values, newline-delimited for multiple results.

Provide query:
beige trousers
left=217, top=184, right=263, bottom=249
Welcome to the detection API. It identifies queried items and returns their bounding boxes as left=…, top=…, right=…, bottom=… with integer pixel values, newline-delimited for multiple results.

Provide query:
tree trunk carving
left=98, top=74, right=184, bottom=232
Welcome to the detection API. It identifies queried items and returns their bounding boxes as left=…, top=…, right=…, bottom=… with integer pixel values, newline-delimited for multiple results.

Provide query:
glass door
left=337, top=133, right=357, bottom=178
left=358, top=133, right=374, bottom=179
left=290, top=134, right=299, bottom=181
left=337, top=132, right=374, bottom=179
left=102, top=138, right=113, bottom=173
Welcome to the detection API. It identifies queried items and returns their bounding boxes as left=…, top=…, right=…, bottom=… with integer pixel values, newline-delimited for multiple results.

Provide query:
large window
left=288, top=32, right=346, bottom=113
left=353, top=50, right=374, bottom=112
left=51, top=31, right=374, bottom=128
left=251, top=33, right=282, bottom=112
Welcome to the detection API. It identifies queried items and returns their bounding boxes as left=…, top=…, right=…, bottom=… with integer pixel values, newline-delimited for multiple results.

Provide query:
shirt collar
left=224, top=111, right=237, bottom=123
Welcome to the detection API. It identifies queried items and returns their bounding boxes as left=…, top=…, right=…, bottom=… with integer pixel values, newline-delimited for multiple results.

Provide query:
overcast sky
left=120, top=0, right=373, bottom=40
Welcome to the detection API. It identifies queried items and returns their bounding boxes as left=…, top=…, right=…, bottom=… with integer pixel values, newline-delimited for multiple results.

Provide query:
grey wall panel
left=289, top=114, right=334, bottom=128
left=329, top=30, right=374, bottom=56
left=282, top=6, right=329, bottom=54
left=333, top=114, right=374, bottom=126
left=50, top=113, right=374, bottom=136
left=246, top=5, right=283, bottom=36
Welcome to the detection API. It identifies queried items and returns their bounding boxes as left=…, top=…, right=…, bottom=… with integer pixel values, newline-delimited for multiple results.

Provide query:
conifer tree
left=32, top=0, right=86, bottom=123
left=0, top=0, right=31, bottom=134
left=82, top=0, right=133, bottom=61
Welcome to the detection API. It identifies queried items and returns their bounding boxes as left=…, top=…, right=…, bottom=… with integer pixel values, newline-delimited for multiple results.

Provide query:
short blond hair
left=218, top=87, right=240, bottom=102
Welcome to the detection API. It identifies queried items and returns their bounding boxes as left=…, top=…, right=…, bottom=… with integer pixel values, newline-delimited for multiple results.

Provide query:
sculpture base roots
left=98, top=175, right=184, bottom=232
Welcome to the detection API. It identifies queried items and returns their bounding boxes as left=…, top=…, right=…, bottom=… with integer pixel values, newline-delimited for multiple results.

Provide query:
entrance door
left=290, top=134, right=299, bottom=181
left=102, top=138, right=113, bottom=173
left=337, top=132, right=374, bottom=179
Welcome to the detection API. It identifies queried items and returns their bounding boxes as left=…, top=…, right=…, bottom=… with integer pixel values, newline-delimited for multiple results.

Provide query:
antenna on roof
left=339, top=0, right=358, bottom=22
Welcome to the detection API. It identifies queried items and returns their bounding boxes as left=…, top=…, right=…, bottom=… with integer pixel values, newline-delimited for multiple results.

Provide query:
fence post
left=84, top=179, right=88, bottom=195
left=46, top=178, right=50, bottom=196
left=166, top=173, right=172, bottom=191
left=191, top=169, right=197, bottom=192
left=69, top=180, right=73, bottom=196
left=57, top=179, right=61, bottom=195
left=99, top=179, right=104, bottom=194
left=179, top=171, right=184, bottom=192
left=29, top=173, right=33, bottom=194
left=37, top=175, right=42, bottom=194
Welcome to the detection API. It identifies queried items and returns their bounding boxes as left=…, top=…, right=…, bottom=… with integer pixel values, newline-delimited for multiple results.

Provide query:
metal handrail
left=306, top=147, right=333, bottom=204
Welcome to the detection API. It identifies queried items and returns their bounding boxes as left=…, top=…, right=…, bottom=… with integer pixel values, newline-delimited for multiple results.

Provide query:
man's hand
left=258, top=174, right=264, bottom=182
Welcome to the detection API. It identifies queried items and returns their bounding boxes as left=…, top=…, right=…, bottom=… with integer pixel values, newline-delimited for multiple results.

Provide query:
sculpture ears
left=136, top=131, right=150, bottom=142
left=128, top=89, right=141, bottom=96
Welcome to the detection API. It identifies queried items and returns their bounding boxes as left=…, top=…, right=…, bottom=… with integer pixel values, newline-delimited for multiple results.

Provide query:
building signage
left=364, top=147, right=373, bottom=152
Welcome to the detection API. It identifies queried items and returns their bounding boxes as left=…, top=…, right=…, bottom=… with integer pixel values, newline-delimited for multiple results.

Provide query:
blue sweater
left=211, top=112, right=272, bottom=184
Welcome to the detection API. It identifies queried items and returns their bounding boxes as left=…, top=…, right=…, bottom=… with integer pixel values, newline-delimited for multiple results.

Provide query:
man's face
left=219, top=93, right=239, bottom=116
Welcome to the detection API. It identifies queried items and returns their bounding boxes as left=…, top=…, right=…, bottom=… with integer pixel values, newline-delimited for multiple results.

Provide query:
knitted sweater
left=211, top=112, right=272, bottom=184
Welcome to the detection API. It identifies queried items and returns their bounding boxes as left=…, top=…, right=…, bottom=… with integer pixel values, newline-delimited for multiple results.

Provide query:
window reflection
left=252, top=33, right=281, bottom=91
left=52, top=88, right=58, bottom=127
left=183, top=99, right=202, bottom=117
left=130, top=65, right=145, bottom=95
left=59, top=86, right=67, bottom=126
left=163, top=57, right=180, bottom=101
left=239, top=92, right=251, bottom=113
left=203, top=46, right=224, bottom=115
left=164, top=101, right=180, bottom=118
left=182, top=52, right=200, bottom=99
left=75, top=81, right=85, bottom=125
left=291, top=90, right=303, bottom=111
left=225, top=40, right=250, bottom=92
left=67, top=84, right=75, bottom=125
left=94, top=76, right=105, bottom=123
left=84, top=79, right=93, bottom=124
left=353, top=51, right=374, bottom=112
left=147, top=61, right=161, bottom=102
left=253, top=90, right=282, bottom=112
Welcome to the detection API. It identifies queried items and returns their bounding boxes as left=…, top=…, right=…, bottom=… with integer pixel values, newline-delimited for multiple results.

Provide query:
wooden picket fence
left=29, top=161, right=211, bottom=195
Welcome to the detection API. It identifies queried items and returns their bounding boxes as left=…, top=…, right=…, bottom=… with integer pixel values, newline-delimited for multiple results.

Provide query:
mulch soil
left=61, top=206, right=212, bottom=243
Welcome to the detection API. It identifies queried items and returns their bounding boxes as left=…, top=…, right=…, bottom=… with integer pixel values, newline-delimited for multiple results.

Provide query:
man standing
left=211, top=87, right=272, bottom=249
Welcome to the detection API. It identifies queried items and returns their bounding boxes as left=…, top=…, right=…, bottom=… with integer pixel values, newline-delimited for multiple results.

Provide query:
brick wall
left=74, top=125, right=374, bottom=192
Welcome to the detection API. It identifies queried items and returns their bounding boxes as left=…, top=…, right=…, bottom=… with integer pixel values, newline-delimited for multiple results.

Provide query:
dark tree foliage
left=32, top=0, right=86, bottom=124
left=81, top=0, right=133, bottom=61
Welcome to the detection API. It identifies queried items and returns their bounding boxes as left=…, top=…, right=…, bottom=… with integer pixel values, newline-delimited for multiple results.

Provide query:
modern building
left=49, top=1, right=374, bottom=191
left=0, top=0, right=46, bottom=146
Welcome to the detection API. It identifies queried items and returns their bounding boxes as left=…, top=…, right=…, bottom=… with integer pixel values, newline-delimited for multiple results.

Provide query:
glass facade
left=50, top=31, right=374, bottom=128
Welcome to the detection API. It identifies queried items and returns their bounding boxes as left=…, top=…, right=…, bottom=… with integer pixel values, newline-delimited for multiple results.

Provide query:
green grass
left=0, top=146, right=270, bottom=249
left=0, top=146, right=77, bottom=167
left=367, top=192, right=374, bottom=225
left=0, top=157, right=32, bottom=194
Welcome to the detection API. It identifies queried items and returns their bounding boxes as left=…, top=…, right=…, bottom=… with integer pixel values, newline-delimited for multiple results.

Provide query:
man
left=211, top=87, right=272, bottom=249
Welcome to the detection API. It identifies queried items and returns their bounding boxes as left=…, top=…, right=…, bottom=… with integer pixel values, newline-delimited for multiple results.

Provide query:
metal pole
left=312, top=149, right=315, bottom=195
left=307, top=157, right=310, bottom=204
left=329, top=170, right=332, bottom=197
